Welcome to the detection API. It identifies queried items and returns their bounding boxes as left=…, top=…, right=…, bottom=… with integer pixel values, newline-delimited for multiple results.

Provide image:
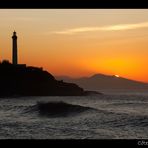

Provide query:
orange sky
left=1, top=9, right=148, bottom=82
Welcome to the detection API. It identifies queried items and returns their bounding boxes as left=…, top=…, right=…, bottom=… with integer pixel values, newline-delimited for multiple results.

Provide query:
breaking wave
left=23, top=101, right=96, bottom=117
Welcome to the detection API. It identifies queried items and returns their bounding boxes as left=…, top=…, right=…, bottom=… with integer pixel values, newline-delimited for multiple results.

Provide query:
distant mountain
left=55, top=74, right=148, bottom=91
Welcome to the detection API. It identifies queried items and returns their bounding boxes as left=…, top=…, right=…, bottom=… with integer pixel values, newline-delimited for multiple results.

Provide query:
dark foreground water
left=0, top=91, right=148, bottom=139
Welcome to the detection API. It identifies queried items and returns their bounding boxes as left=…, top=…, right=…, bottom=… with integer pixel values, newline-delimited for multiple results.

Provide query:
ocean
left=0, top=91, right=148, bottom=139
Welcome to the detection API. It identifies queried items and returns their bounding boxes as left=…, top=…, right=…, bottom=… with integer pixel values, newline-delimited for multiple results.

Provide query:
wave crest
left=23, top=101, right=95, bottom=117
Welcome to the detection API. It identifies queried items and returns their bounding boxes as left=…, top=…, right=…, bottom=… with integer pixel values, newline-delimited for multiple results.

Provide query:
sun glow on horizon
left=115, top=75, right=120, bottom=78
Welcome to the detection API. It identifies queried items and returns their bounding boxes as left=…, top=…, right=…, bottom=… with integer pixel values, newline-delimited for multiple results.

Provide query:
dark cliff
left=0, top=61, right=85, bottom=97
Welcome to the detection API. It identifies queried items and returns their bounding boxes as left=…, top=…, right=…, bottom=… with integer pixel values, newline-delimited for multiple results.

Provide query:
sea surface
left=0, top=90, right=148, bottom=139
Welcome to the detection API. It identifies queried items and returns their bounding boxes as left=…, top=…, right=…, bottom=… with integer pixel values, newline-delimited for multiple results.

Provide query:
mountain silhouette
left=56, top=73, right=148, bottom=91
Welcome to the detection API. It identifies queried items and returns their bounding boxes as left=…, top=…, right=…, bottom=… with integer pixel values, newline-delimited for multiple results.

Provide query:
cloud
left=53, top=22, right=148, bottom=35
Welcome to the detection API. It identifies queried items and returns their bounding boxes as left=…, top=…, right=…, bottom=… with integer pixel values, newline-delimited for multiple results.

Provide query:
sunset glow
left=1, top=9, right=148, bottom=82
left=115, top=75, right=119, bottom=78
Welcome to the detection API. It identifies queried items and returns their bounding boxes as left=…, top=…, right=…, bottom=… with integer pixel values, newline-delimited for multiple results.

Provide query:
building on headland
left=12, top=31, right=18, bottom=65
left=0, top=32, right=86, bottom=97
left=1, top=31, right=45, bottom=70
left=11, top=31, right=26, bottom=68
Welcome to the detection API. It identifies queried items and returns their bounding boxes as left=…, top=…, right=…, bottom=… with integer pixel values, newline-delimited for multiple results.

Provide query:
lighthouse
left=12, top=31, right=18, bottom=65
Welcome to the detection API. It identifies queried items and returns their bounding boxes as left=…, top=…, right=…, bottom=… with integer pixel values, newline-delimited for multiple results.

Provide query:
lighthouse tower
left=12, top=31, right=18, bottom=65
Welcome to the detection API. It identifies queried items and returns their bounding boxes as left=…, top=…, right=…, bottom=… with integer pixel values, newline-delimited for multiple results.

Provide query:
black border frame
left=0, top=0, right=148, bottom=146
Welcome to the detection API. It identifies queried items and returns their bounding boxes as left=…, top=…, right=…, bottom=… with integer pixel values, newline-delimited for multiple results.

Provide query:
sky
left=1, top=9, right=148, bottom=82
